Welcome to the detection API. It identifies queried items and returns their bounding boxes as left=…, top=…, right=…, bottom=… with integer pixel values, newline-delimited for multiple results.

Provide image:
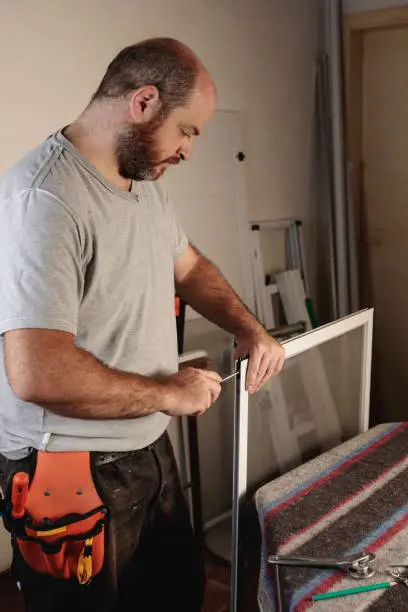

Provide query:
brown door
left=361, top=25, right=408, bottom=421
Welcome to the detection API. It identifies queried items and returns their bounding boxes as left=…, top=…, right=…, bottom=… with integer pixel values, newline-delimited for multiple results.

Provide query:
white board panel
left=160, top=110, right=253, bottom=319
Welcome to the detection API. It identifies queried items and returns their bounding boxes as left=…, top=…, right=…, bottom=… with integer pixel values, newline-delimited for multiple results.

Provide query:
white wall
left=0, top=0, right=320, bottom=546
left=343, top=0, right=408, bottom=12
left=0, top=0, right=318, bottom=235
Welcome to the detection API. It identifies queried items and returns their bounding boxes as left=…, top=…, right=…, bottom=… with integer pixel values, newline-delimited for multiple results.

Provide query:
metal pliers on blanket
left=387, top=567, right=408, bottom=587
left=268, top=551, right=376, bottom=579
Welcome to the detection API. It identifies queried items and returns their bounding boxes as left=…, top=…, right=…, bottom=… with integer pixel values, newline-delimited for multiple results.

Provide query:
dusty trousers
left=0, top=432, right=205, bottom=612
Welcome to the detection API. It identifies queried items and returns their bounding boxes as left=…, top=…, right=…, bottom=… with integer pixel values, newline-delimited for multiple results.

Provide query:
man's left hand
left=234, top=327, right=285, bottom=394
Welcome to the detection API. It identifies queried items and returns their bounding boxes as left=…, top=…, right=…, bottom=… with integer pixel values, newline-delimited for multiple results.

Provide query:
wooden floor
left=0, top=554, right=230, bottom=612
left=202, top=552, right=230, bottom=612
left=0, top=573, right=24, bottom=612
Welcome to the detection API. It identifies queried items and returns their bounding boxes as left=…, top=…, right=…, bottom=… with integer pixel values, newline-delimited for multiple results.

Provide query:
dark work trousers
left=0, top=432, right=205, bottom=612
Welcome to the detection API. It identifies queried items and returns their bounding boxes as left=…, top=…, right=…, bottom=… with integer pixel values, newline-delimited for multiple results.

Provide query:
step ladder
left=249, top=219, right=342, bottom=470
left=250, top=219, right=317, bottom=331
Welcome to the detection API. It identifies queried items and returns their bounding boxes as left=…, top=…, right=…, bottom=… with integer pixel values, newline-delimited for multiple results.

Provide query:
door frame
left=343, top=7, right=408, bottom=274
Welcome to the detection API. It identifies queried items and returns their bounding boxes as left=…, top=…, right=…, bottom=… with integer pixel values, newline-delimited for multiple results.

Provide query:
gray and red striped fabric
left=255, top=423, right=408, bottom=611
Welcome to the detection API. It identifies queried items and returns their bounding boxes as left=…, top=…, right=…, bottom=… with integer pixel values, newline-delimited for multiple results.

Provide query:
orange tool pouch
left=3, top=451, right=107, bottom=585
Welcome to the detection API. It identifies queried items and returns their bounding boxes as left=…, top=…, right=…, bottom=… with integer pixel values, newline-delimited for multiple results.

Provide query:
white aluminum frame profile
left=230, top=357, right=249, bottom=612
left=229, top=308, right=374, bottom=612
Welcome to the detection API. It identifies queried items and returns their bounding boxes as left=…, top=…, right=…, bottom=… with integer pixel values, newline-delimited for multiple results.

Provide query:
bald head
left=91, top=37, right=215, bottom=116
left=150, top=38, right=202, bottom=72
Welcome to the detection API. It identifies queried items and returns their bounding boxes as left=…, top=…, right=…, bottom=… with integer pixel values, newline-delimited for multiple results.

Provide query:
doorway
left=344, top=7, right=408, bottom=422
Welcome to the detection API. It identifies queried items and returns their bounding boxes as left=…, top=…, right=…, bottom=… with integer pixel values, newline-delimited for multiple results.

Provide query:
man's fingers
left=200, top=369, right=222, bottom=383
left=251, top=352, right=286, bottom=393
left=245, top=348, right=263, bottom=392
left=252, top=353, right=269, bottom=391
left=256, top=358, right=280, bottom=391
left=255, top=369, right=273, bottom=393
left=207, top=378, right=221, bottom=404
left=276, top=355, right=285, bottom=374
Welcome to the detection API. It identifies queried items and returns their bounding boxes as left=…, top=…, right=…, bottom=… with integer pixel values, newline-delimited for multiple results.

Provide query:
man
left=0, top=38, right=284, bottom=611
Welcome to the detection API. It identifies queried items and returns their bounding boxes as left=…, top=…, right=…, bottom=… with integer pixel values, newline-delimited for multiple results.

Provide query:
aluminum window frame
left=230, top=308, right=374, bottom=611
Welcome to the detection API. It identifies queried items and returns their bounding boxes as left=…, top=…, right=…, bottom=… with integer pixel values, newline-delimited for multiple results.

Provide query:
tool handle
left=11, top=472, right=29, bottom=519
left=313, top=581, right=395, bottom=601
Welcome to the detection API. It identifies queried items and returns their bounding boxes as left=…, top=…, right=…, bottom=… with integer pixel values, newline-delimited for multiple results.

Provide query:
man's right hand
left=4, top=329, right=222, bottom=421
left=161, top=367, right=222, bottom=417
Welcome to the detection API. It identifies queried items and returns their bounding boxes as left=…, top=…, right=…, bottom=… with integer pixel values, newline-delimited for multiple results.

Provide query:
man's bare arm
left=174, top=245, right=285, bottom=393
left=4, top=329, right=221, bottom=419
left=175, top=246, right=260, bottom=338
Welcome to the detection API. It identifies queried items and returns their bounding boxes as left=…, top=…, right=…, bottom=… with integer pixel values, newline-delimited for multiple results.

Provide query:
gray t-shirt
left=0, top=131, right=188, bottom=458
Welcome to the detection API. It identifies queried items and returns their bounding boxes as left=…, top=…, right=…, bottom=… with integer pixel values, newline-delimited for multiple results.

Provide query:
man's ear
left=129, top=85, right=161, bottom=123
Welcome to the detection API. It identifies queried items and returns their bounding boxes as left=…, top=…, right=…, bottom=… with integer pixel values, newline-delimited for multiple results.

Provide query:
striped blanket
left=254, top=423, right=408, bottom=611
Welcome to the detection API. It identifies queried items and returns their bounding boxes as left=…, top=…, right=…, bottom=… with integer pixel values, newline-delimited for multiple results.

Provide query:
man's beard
left=115, top=114, right=179, bottom=182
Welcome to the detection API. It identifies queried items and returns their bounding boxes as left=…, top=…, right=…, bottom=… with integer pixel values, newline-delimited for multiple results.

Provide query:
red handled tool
left=11, top=472, right=29, bottom=519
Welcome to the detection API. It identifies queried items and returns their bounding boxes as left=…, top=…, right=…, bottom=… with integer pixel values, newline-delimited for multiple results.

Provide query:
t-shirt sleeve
left=164, top=192, right=189, bottom=260
left=0, top=189, right=84, bottom=336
